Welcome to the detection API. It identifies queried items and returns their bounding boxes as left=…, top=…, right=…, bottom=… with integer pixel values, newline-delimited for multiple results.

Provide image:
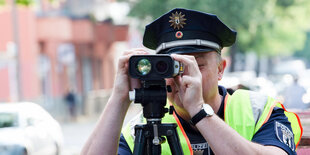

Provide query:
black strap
left=189, top=109, right=207, bottom=126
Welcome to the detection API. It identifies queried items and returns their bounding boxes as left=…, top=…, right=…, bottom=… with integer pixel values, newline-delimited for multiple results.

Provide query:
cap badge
left=175, top=31, right=183, bottom=39
left=169, top=11, right=186, bottom=30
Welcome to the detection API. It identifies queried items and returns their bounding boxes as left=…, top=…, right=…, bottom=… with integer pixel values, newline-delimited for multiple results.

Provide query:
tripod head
left=128, top=55, right=183, bottom=119
left=129, top=79, right=171, bottom=120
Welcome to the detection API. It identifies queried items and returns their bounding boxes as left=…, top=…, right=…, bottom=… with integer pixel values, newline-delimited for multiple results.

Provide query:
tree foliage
left=122, top=0, right=310, bottom=57
left=16, top=0, right=34, bottom=6
left=295, top=32, right=310, bottom=62
left=0, top=0, right=4, bottom=5
left=0, top=0, right=57, bottom=6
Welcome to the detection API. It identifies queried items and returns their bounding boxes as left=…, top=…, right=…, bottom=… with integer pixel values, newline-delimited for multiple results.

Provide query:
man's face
left=166, top=51, right=223, bottom=108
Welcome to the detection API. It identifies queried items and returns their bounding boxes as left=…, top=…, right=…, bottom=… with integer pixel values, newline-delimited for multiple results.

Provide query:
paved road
left=60, top=118, right=96, bottom=155
left=60, top=104, right=142, bottom=155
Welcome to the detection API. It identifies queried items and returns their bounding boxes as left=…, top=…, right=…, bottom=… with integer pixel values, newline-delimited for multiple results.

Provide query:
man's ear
left=218, top=59, right=226, bottom=81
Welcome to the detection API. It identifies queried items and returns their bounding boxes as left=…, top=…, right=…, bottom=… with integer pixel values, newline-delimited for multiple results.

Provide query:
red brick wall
left=0, top=8, right=40, bottom=101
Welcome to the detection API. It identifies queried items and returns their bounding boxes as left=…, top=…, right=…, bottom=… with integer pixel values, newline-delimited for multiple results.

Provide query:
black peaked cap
left=143, top=8, right=237, bottom=54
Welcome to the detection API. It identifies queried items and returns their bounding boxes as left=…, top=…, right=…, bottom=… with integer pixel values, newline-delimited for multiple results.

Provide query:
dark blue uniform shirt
left=118, top=86, right=296, bottom=155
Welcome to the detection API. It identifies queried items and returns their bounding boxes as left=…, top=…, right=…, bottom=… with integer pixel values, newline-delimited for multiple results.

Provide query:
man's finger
left=171, top=54, right=200, bottom=76
left=118, top=50, right=149, bottom=69
left=123, top=48, right=149, bottom=55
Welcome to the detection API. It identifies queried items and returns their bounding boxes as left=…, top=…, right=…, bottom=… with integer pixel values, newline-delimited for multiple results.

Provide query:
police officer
left=82, top=8, right=302, bottom=155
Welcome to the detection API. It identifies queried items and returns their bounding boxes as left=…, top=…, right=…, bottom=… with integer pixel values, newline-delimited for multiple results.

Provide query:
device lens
left=137, top=59, right=151, bottom=75
left=156, top=61, right=168, bottom=73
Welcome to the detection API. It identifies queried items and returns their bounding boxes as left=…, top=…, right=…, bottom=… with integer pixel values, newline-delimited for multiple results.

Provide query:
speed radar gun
left=128, top=55, right=184, bottom=155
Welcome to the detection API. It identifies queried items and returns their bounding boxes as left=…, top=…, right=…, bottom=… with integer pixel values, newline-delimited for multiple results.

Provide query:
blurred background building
left=0, top=0, right=131, bottom=120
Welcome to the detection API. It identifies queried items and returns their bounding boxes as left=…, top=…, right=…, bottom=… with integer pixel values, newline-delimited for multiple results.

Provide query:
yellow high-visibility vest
left=122, top=89, right=303, bottom=154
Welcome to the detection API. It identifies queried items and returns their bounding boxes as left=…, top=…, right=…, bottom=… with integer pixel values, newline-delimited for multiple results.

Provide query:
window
left=0, top=113, right=18, bottom=128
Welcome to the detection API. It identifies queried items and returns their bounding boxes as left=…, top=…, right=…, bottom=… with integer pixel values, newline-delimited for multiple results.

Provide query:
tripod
left=130, top=80, right=184, bottom=155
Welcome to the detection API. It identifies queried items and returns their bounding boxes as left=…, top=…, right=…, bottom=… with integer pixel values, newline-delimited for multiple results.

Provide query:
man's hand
left=82, top=49, right=149, bottom=155
left=111, top=49, right=148, bottom=105
left=170, top=54, right=205, bottom=117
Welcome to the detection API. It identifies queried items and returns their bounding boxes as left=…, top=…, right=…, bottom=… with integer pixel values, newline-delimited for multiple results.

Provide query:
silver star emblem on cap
left=169, top=11, right=186, bottom=30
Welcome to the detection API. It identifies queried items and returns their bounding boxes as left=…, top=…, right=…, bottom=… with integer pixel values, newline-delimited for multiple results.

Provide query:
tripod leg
left=166, top=129, right=184, bottom=155
left=133, top=126, right=146, bottom=155
left=151, top=143, right=161, bottom=155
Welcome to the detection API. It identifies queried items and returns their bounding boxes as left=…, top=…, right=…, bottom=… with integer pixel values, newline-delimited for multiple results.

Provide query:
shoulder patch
left=275, top=121, right=295, bottom=151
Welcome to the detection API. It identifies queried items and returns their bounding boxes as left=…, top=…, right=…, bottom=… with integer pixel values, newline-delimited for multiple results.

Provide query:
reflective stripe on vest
left=224, top=89, right=303, bottom=147
left=122, top=103, right=193, bottom=155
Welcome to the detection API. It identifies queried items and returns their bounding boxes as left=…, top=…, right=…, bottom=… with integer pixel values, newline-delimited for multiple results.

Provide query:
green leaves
left=16, top=0, right=34, bottom=6
left=295, top=32, right=310, bottom=60
left=0, top=0, right=38, bottom=6
left=0, top=0, right=5, bottom=5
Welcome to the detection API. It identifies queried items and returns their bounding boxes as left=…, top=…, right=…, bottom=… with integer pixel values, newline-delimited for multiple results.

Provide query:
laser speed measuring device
left=129, top=55, right=183, bottom=80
